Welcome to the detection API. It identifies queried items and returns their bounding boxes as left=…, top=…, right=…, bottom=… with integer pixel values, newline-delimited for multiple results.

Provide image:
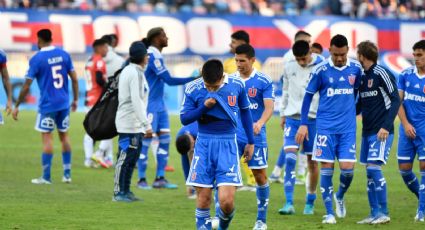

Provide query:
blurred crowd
left=1, top=0, right=424, bottom=19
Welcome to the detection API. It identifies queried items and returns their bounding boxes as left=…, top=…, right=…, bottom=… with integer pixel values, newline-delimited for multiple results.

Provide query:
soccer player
left=0, top=49, right=12, bottom=124
left=138, top=27, right=197, bottom=189
left=83, top=38, right=110, bottom=168
left=278, top=40, right=324, bottom=215
left=270, top=30, right=312, bottom=185
left=181, top=59, right=254, bottom=230
left=233, top=44, right=274, bottom=230
left=113, top=41, right=151, bottom=202
left=397, top=39, right=425, bottom=222
left=296, top=34, right=362, bottom=224
left=356, top=41, right=400, bottom=224
left=12, top=29, right=78, bottom=184
left=311, top=43, right=323, bottom=55
left=224, top=30, right=260, bottom=190
left=176, top=121, right=198, bottom=199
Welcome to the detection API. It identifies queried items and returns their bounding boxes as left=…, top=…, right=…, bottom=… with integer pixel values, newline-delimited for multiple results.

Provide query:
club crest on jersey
left=315, top=149, right=322, bottom=157
left=368, top=79, right=373, bottom=88
left=191, top=172, right=197, bottom=181
left=348, top=75, right=356, bottom=85
left=248, top=87, right=257, bottom=97
left=228, top=95, right=236, bottom=106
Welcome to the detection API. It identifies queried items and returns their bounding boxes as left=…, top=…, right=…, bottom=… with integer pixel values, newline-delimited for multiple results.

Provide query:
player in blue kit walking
left=138, top=27, right=197, bottom=189
left=296, top=34, right=362, bottom=224
left=232, top=44, right=274, bottom=230
left=397, top=40, right=425, bottom=222
left=0, top=49, right=12, bottom=124
left=12, top=29, right=78, bottom=184
left=181, top=59, right=254, bottom=230
left=356, top=41, right=400, bottom=224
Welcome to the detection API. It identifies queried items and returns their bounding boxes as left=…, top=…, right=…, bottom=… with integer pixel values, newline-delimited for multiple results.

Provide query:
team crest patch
left=248, top=87, right=257, bottom=97
left=228, top=96, right=236, bottom=106
left=191, top=172, right=197, bottom=181
left=368, top=79, right=373, bottom=88
left=315, top=149, right=322, bottom=157
left=348, top=75, right=356, bottom=85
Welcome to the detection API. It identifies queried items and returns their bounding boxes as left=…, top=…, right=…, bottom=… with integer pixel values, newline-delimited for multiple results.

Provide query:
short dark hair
left=312, top=42, right=323, bottom=53
left=357, top=41, right=379, bottom=63
left=235, top=44, right=255, bottom=58
left=100, top=34, right=113, bottom=45
left=202, top=59, right=224, bottom=84
left=92, top=38, right=108, bottom=48
left=294, top=30, right=311, bottom=40
left=413, top=40, right=425, bottom=51
left=142, top=27, right=164, bottom=47
left=37, top=29, right=52, bottom=43
left=292, top=40, right=310, bottom=57
left=176, top=134, right=192, bottom=155
left=231, top=30, right=250, bottom=44
left=330, top=34, right=348, bottom=48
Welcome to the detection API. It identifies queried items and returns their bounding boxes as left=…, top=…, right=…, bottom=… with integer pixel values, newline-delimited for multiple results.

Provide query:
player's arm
left=280, top=72, right=289, bottom=129
left=239, top=86, right=254, bottom=162
left=398, top=90, right=416, bottom=139
left=128, top=70, right=151, bottom=132
left=69, top=70, right=79, bottom=112
left=0, top=64, right=12, bottom=114
left=180, top=92, right=213, bottom=125
left=151, top=58, right=196, bottom=85
left=254, top=82, right=275, bottom=134
left=12, top=78, right=32, bottom=121
left=378, top=70, right=401, bottom=140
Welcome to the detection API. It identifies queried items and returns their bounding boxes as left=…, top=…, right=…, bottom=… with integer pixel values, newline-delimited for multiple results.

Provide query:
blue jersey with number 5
left=25, top=46, right=74, bottom=113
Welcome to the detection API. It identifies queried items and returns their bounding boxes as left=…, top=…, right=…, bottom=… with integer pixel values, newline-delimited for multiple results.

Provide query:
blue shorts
left=237, top=141, right=268, bottom=169
left=283, top=118, right=316, bottom=155
left=148, top=110, right=170, bottom=133
left=397, top=132, right=425, bottom=163
left=186, top=133, right=242, bottom=188
left=35, top=109, right=70, bottom=133
left=360, top=134, right=394, bottom=165
left=312, top=132, right=357, bottom=163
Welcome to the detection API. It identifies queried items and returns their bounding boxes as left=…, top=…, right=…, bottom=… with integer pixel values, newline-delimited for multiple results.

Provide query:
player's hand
left=280, top=116, right=286, bottom=129
left=71, top=100, right=78, bottom=112
left=253, top=121, right=263, bottom=135
left=403, top=122, right=416, bottom=139
left=377, top=128, right=390, bottom=142
left=204, top=98, right=216, bottom=109
left=295, top=125, right=309, bottom=145
left=243, top=144, right=254, bottom=163
left=12, top=107, right=19, bottom=121
left=5, top=100, right=12, bottom=116
left=144, top=129, right=153, bottom=138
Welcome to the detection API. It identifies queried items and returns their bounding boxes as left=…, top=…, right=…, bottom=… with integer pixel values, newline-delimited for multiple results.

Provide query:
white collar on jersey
left=40, top=46, right=55, bottom=52
left=202, top=73, right=229, bottom=89
left=237, top=68, right=257, bottom=81
left=147, top=46, right=162, bottom=59
left=328, top=57, right=350, bottom=70
left=414, top=66, right=425, bottom=79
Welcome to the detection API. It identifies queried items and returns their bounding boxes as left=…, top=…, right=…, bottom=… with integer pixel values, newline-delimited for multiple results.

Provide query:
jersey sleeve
left=180, top=90, right=196, bottom=115
left=148, top=55, right=167, bottom=75
left=305, top=69, right=321, bottom=94
left=378, top=68, right=397, bottom=94
left=354, top=68, right=362, bottom=89
left=238, top=84, right=251, bottom=109
left=398, top=72, right=406, bottom=91
left=25, top=56, right=39, bottom=80
left=263, top=81, right=274, bottom=100
left=65, top=52, right=75, bottom=73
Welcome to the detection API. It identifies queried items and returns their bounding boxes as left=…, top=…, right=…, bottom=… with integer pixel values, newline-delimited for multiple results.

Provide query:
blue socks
left=256, top=183, right=270, bottom=223
left=42, top=153, right=53, bottom=181
left=320, top=168, right=334, bottom=215
left=156, top=134, right=171, bottom=178
left=419, top=170, right=425, bottom=213
left=306, top=193, right=316, bottom=206
left=276, top=147, right=286, bottom=168
left=195, top=208, right=211, bottom=230
left=284, top=152, right=297, bottom=205
left=218, top=208, right=235, bottom=230
left=367, top=166, right=388, bottom=215
left=336, top=169, right=354, bottom=200
left=62, top=151, right=71, bottom=178
left=366, top=168, right=379, bottom=216
left=137, top=137, right=151, bottom=180
left=400, top=169, right=419, bottom=199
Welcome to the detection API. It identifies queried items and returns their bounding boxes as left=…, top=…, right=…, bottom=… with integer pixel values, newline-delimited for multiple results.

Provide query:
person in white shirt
left=113, top=41, right=152, bottom=202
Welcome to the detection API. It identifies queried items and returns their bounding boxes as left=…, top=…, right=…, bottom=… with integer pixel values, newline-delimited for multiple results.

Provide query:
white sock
left=297, top=154, right=307, bottom=176
left=151, top=136, right=159, bottom=164
left=99, top=139, right=113, bottom=161
left=84, top=133, right=94, bottom=161
left=272, top=166, right=282, bottom=177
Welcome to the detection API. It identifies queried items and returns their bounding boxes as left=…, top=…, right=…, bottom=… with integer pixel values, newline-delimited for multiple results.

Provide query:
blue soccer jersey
left=234, top=70, right=274, bottom=146
left=398, top=66, right=425, bottom=136
left=306, top=58, right=362, bottom=134
left=25, top=46, right=74, bottom=114
left=177, top=121, right=198, bottom=139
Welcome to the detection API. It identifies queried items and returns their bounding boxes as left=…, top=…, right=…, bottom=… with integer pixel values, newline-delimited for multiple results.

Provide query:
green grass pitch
left=0, top=111, right=422, bottom=229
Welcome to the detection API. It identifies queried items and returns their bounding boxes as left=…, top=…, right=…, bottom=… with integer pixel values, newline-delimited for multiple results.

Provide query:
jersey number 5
left=51, top=65, right=64, bottom=89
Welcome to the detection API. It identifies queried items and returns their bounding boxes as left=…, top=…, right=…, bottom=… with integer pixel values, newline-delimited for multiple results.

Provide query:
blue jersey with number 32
left=25, top=46, right=74, bottom=113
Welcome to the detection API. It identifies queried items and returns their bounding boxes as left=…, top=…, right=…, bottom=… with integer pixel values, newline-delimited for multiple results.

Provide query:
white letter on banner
left=49, top=14, right=92, bottom=53
left=93, top=16, right=140, bottom=54
left=0, top=12, right=31, bottom=50
left=273, top=19, right=329, bottom=43
left=400, top=23, right=425, bottom=55
left=137, top=16, right=186, bottom=54
left=330, top=21, right=377, bottom=50
left=187, top=18, right=232, bottom=55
